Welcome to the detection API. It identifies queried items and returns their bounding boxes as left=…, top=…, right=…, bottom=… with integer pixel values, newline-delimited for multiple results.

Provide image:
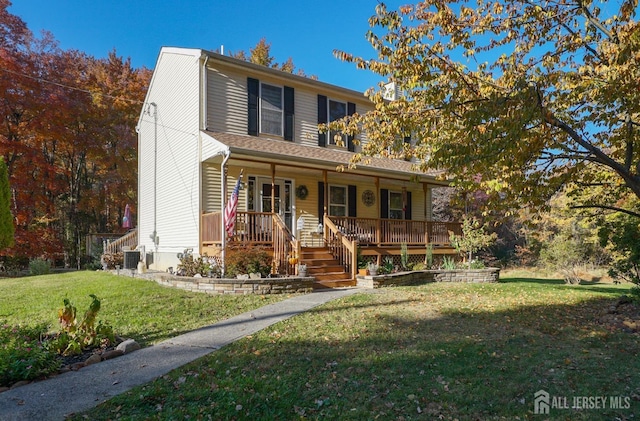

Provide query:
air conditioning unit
left=382, top=81, right=401, bottom=101
left=123, top=250, right=140, bottom=269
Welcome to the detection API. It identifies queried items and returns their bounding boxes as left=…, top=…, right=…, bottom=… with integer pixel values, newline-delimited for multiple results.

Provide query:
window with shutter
left=260, top=83, right=283, bottom=136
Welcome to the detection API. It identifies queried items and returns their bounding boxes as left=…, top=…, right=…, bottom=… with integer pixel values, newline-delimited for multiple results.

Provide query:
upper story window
left=317, top=95, right=355, bottom=151
left=260, top=83, right=283, bottom=136
left=248, top=78, right=294, bottom=141
left=328, top=99, right=346, bottom=146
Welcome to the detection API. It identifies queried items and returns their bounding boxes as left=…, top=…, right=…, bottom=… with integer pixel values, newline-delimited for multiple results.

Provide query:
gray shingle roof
left=204, top=131, right=444, bottom=181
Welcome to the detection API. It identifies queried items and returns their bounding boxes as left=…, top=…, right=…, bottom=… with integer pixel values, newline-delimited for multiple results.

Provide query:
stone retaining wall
left=357, top=268, right=500, bottom=288
left=152, top=274, right=314, bottom=295
left=116, top=270, right=314, bottom=295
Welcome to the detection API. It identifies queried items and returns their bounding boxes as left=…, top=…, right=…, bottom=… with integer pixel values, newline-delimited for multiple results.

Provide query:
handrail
left=272, top=213, right=297, bottom=275
left=105, top=229, right=138, bottom=254
left=324, top=215, right=357, bottom=279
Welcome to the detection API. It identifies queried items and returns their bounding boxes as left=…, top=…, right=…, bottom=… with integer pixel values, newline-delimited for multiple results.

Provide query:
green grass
left=68, top=275, right=639, bottom=420
left=0, top=271, right=289, bottom=346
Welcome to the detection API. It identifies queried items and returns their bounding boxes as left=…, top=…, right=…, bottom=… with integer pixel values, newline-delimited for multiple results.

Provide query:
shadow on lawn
left=75, top=290, right=640, bottom=421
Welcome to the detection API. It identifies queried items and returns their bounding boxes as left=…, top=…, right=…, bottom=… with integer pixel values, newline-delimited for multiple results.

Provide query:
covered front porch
left=201, top=211, right=461, bottom=281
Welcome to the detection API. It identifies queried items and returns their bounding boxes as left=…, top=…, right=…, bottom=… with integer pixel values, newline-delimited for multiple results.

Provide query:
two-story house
left=130, top=47, right=460, bottom=286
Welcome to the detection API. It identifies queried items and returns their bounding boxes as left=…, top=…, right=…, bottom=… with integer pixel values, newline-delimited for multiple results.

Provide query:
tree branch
left=571, top=204, right=640, bottom=219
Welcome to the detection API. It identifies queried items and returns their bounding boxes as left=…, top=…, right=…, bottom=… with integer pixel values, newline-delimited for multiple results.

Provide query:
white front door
left=258, top=178, right=293, bottom=231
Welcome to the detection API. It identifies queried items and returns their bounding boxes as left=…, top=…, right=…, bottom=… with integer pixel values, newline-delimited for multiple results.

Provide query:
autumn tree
left=229, top=38, right=316, bottom=78
left=0, top=157, right=14, bottom=249
left=0, top=2, right=150, bottom=265
left=333, top=1, right=640, bottom=219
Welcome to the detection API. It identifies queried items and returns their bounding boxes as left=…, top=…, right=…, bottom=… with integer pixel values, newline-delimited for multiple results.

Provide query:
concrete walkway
left=0, top=288, right=362, bottom=421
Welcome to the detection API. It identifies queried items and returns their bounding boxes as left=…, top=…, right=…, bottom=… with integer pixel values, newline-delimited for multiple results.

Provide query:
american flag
left=224, top=173, right=243, bottom=237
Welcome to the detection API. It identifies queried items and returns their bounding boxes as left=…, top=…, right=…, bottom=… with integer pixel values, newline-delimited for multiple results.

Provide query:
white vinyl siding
left=206, top=67, right=247, bottom=134
left=296, top=89, right=320, bottom=147
left=202, top=163, right=222, bottom=213
left=138, top=48, right=201, bottom=255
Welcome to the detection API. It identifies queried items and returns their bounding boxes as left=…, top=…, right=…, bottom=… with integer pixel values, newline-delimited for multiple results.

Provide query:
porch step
left=300, top=246, right=355, bottom=289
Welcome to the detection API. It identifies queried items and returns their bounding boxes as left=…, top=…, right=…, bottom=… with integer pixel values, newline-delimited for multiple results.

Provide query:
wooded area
left=0, top=1, right=151, bottom=267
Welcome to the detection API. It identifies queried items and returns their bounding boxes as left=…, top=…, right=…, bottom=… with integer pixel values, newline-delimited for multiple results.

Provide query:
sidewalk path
left=0, top=288, right=362, bottom=421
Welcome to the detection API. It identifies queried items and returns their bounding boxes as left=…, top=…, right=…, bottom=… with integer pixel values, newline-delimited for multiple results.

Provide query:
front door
left=259, top=178, right=293, bottom=231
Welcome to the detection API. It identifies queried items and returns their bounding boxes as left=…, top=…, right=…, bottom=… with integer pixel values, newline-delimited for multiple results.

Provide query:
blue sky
left=9, top=0, right=405, bottom=93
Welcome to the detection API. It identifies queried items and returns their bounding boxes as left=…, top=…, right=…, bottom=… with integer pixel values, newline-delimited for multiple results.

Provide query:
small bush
left=177, top=253, right=220, bottom=277
left=101, top=252, right=124, bottom=270
left=225, top=246, right=272, bottom=277
left=48, top=295, right=115, bottom=356
left=0, top=322, right=60, bottom=387
left=29, top=258, right=51, bottom=275
left=442, top=256, right=457, bottom=270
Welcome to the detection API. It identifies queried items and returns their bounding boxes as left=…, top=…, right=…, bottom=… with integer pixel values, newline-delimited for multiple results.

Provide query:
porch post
left=271, top=163, right=276, bottom=216
left=375, top=177, right=381, bottom=244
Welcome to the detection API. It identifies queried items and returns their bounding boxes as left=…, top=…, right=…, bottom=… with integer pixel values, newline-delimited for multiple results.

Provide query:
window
left=260, top=83, right=283, bottom=136
left=328, top=99, right=346, bottom=146
left=329, top=185, right=347, bottom=216
left=389, top=191, right=404, bottom=219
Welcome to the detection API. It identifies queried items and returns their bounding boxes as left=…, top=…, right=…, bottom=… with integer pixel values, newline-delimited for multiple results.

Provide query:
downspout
left=220, top=149, right=231, bottom=276
left=150, top=102, right=158, bottom=253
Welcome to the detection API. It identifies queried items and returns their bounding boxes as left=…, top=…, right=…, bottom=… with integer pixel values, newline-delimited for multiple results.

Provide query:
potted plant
left=367, top=262, right=379, bottom=276
left=297, top=263, right=307, bottom=277
left=357, top=247, right=368, bottom=276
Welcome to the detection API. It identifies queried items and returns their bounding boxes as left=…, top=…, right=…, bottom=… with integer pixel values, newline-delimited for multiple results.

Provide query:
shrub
left=225, top=246, right=272, bottom=278
left=48, top=295, right=115, bottom=356
left=177, top=253, right=219, bottom=277
left=101, top=252, right=123, bottom=270
left=29, top=258, right=51, bottom=275
left=442, top=256, right=457, bottom=270
left=0, top=322, right=60, bottom=387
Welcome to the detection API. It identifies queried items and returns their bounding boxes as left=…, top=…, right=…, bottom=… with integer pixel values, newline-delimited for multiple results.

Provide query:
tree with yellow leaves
left=332, top=1, right=640, bottom=219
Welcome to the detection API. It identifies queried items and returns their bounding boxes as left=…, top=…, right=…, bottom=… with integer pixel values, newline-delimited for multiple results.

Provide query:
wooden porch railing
left=201, top=211, right=298, bottom=275
left=328, top=216, right=462, bottom=246
left=272, top=213, right=298, bottom=275
left=104, top=229, right=138, bottom=254
left=324, top=215, right=357, bottom=280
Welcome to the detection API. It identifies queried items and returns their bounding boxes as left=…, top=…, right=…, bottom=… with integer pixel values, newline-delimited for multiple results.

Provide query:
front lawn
left=72, top=275, right=639, bottom=420
left=0, top=271, right=291, bottom=387
left=0, top=271, right=290, bottom=347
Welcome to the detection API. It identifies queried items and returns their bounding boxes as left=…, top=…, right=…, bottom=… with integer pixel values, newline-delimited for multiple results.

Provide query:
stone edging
left=357, top=268, right=500, bottom=288
left=140, top=272, right=314, bottom=295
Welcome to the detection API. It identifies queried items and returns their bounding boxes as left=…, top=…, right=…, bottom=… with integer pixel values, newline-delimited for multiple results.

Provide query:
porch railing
left=201, top=211, right=298, bottom=275
left=104, top=229, right=138, bottom=254
left=272, top=213, right=298, bottom=275
left=327, top=216, right=462, bottom=246
left=324, top=215, right=357, bottom=279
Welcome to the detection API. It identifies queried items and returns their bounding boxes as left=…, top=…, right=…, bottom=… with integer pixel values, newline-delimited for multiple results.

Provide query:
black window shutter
left=284, top=86, right=294, bottom=141
left=318, top=181, right=325, bottom=224
left=348, top=185, right=357, bottom=217
left=405, top=191, right=412, bottom=220
left=247, top=78, right=259, bottom=136
left=347, top=102, right=356, bottom=152
left=317, top=95, right=327, bottom=147
left=380, top=189, right=389, bottom=219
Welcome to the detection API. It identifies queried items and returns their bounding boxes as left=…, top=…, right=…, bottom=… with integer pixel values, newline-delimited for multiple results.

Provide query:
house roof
left=203, top=131, right=446, bottom=183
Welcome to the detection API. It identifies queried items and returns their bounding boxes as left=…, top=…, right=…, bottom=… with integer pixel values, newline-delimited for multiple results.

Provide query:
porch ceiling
left=202, top=130, right=448, bottom=184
